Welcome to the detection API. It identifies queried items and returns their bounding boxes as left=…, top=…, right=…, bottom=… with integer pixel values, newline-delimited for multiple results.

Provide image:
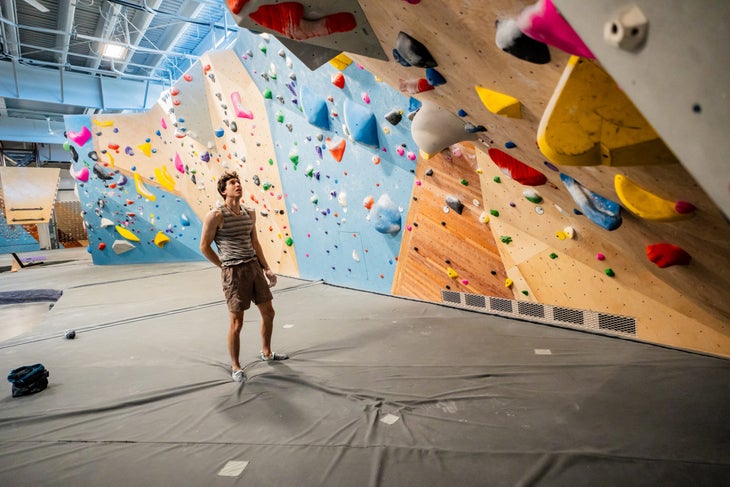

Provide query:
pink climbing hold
left=517, top=0, right=594, bottom=59
left=67, top=126, right=92, bottom=146
left=362, top=92, right=371, bottom=104
left=396, top=146, right=406, bottom=157
left=596, top=253, right=606, bottom=261
left=72, top=166, right=90, bottom=182
left=183, top=73, right=193, bottom=82
left=407, top=151, right=417, bottom=161
left=674, top=200, right=696, bottom=214
left=161, top=118, right=167, bottom=130
left=174, top=153, right=185, bottom=174
left=231, top=91, right=254, bottom=119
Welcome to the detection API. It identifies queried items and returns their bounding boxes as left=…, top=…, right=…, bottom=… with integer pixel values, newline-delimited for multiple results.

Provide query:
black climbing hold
left=465, top=123, right=487, bottom=133
left=395, top=32, right=438, bottom=68
left=65, top=330, right=76, bottom=339
left=495, top=19, right=551, bottom=65
left=253, top=175, right=260, bottom=186
left=425, top=168, right=434, bottom=176
left=88, top=151, right=99, bottom=161
left=445, top=196, right=464, bottom=214
left=385, top=110, right=402, bottom=126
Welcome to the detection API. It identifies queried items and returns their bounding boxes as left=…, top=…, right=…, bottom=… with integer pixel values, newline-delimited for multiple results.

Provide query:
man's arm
left=200, top=209, right=223, bottom=267
left=248, top=209, right=277, bottom=287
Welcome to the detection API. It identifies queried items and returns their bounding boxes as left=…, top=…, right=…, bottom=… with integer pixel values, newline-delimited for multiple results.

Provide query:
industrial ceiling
left=0, top=0, right=238, bottom=163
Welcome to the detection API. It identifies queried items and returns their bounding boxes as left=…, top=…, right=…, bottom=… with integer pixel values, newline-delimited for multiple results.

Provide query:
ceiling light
left=102, top=44, right=127, bottom=60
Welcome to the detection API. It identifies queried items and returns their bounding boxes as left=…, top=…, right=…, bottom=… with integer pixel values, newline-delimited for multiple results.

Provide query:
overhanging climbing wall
left=63, top=1, right=730, bottom=357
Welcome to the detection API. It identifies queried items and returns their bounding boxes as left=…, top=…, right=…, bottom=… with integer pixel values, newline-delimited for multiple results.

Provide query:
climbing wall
left=61, top=0, right=730, bottom=357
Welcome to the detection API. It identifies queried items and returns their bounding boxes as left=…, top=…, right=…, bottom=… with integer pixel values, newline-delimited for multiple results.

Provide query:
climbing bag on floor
left=7, top=363, right=49, bottom=398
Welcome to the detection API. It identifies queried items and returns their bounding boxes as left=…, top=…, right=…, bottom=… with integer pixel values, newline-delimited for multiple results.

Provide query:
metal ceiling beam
left=54, top=0, right=75, bottom=65
left=86, top=1, right=123, bottom=71
left=145, top=0, right=206, bottom=77
left=115, top=0, right=163, bottom=74
left=0, top=0, right=20, bottom=57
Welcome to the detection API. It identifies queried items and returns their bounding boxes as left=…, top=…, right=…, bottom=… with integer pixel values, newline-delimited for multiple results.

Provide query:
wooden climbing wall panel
left=393, top=142, right=512, bottom=302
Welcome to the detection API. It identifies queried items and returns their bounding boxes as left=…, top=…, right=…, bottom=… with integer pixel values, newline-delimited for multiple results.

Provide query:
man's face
left=223, top=178, right=242, bottom=197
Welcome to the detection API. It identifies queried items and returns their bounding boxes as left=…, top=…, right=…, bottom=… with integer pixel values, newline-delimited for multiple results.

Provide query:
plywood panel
left=0, top=167, right=60, bottom=223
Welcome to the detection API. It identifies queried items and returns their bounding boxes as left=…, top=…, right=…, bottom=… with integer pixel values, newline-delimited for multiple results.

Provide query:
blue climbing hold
left=300, top=85, right=330, bottom=131
left=343, top=99, right=379, bottom=148
left=426, top=68, right=446, bottom=86
left=370, top=194, right=402, bottom=235
left=560, top=173, right=622, bottom=231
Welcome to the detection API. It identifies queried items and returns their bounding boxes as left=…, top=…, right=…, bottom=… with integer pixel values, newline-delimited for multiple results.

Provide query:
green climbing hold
left=523, top=189, right=543, bottom=204
left=500, top=235, right=512, bottom=244
left=268, top=158, right=274, bottom=165
left=490, top=209, right=500, bottom=217
left=263, top=182, right=272, bottom=190
left=605, top=268, right=615, bottom=277
left=549, top=252, right=558, bottom=259
left=521, top=290, right=529, bottom=296
left=460, top=178, right=469, bottom=186
left=263, top=88, right=273, bottom=99
left=493, top=176, right=501, bottom=183
left=259, top=44, right=267, bottom=54
left=285, top=237, right=294, bottom=246
left=289, top=154, right=299, bottom=165
left=305, top=166, right=314, bottom=178
left=276, top=111, right=284, bottom=123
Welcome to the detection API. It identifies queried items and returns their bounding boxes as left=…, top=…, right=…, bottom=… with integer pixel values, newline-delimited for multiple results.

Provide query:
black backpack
left=7, top=364, right=49, bottom=398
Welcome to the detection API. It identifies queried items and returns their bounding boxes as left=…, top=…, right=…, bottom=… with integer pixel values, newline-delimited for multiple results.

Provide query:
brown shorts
left=221, top=260, right=273, bottom=313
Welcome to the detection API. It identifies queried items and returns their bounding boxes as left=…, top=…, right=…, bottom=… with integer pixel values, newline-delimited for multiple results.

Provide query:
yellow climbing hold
left=134, top=173, right=156, bottom=201
left=115, top=225, right=140, bottom=242
left=106, top=152, right=115, bottom=168
left=446, top=267, right=459, bottom=279
left=154, top=231, right=170, bottom=248
left=505, top=278, right=513, bottom=288
left=137, top=141, right=153, bottom=157
left=614, top=174, right=694, bottom=222
left=329, top=53, right=352, bottom=71
left=537, top=56, right=679, bottom=167
left=555, top=231, right=567, bottom=240
left=479, top=211, right=490, bottom=224
left=474, top=85, right=522, bottom=118
left=93, top=119, right=114, bottom=127
left=154, top=166, right=176, bottom=192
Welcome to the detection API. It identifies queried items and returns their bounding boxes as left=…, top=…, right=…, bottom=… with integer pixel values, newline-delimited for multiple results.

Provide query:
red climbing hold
left=248, top=2, right=356, bottom=41
left=326, top=137, right=347, bottom=162
left=227, top=0, right=249, bottom=15
left=488, top=148, right=547, bottom=186
left=332, top=72, right=345, bottom=89
left=646, top=243, right=692, bottom=268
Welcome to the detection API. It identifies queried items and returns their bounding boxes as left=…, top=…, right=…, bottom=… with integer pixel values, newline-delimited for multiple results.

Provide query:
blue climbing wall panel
left=232, top=31, right=417, bottom=293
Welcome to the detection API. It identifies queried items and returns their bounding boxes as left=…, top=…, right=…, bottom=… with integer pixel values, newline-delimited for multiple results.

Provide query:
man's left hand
left=265, top=269, right=277, bottom=288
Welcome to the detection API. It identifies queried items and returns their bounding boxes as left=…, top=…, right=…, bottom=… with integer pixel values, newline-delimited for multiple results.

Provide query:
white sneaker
left=231, top=369, right=244, bottom=382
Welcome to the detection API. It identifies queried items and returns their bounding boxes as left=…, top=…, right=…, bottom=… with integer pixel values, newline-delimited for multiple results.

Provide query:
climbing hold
left=133, top=173, right=156, bottom=201
left=154, top=166, right=176, bottom=192
left=395, top=32, right=437, bottom=68
left=494, top=18, right=551, bottom=64
left=325, top=137, right=347, bottom=162
left=370, top=194, right=402, bottom=235
left=263, top=88, right=273, bottom=99
left=523, top=189, right=543, bottom=203
left=493, top=176, right=501, bottom=183
left=560, top=173, right=622, bottom=231
left=71, top=166, right=90, bottom=182
left=285, top=237, right=294, bottom=247
left=500, top=236, right=513, bottom=244
left=505, top=278, right=513, bottom=288
left=67, top=126, right=92, bottom=146
left=614, top=174, right=695, bottom=222
left=488, top=149, right=547, bottom=186
left=490, top=209, right=500, bottom=217
left=411, top=100, right=478, bottom=155
left=517, top=0, right=594, bottom=58
left=97, top=242, right=106, bottom=251
left=247, top=3, right=356, bottom=41
left=447, top=267, right=459, bottom=279
left=563, top=226, right=575, bottom=239
left=329, top=53, right=353, bottom=71
left=460, top=179, right=469, bottom=186
left=604, top=268, right=615, bottom=277
left=300, top=85, right=330, bottom=130
left=457, top=109, right=468, bottom=117
left=398, top=78, right=434, bottom=94
left=425, top=67, right=446, bottom=86
left=92, top=164, right=114, bottom=180
left=549, top=252, right=558, bottom=259
left=646, top=243, right=692, bottom=268
left=363, top=195, right=375, bottom=210
left=385, top=110, right=402, bottom=126
left=475, top=86, right=522, bottom=118
left=137, top=141, right=153, bottom=157
left=464, top=123, right=487, bottom=133
left=100, top=217, right=114, bottom=228
left=180, top=214, right=190, bottom=226
left=112, top=239, right=136, bottom=255
left=555, top=231, right=566, bottom=240
left=230, top=91, right=254, bottom=119
left=505, top=141, right=517, bottom=149
left=65, top=330, right=76, bottom=339
left=154, top=232, right=170, bottom=248
left=445, top=196, right=464, bottom=214
left=115, top=225, right=140, bottom=242
left=343, top=100, right=379, bottom=148
left=331, top=72, right=345, bottom=89
left=174, top=153, right=185, bottom=174
left=596, top=253, right=605, bottom=261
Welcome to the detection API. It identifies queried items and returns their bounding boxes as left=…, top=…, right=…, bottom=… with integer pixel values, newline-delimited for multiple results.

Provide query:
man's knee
left=258, top=301, right=275, bottom=321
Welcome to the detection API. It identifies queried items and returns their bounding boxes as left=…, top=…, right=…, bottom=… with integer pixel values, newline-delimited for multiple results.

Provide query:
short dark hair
left=217, top=171, right=239, bottom=196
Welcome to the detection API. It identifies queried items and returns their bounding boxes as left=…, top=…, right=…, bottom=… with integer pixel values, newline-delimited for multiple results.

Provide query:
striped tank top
left=213, top=205, right=257, bottom=267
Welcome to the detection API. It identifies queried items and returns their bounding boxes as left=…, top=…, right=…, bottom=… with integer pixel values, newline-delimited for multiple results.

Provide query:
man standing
left=200, top=171, right=288, bottom=382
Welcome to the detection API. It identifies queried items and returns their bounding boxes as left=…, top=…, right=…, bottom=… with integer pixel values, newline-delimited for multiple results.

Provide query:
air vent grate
left=518, top=301, right=544, bottom=318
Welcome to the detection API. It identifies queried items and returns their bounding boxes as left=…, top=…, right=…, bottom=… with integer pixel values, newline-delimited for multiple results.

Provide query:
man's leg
left=229, top=311, right=244, bottom=371
left=256, top=300, right=275, bottom=358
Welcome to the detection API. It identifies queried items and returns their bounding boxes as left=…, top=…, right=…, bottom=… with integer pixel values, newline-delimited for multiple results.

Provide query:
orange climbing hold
left=332, top=72, right=345, bottom=89
left=326, top=137, right=346, bottom=162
